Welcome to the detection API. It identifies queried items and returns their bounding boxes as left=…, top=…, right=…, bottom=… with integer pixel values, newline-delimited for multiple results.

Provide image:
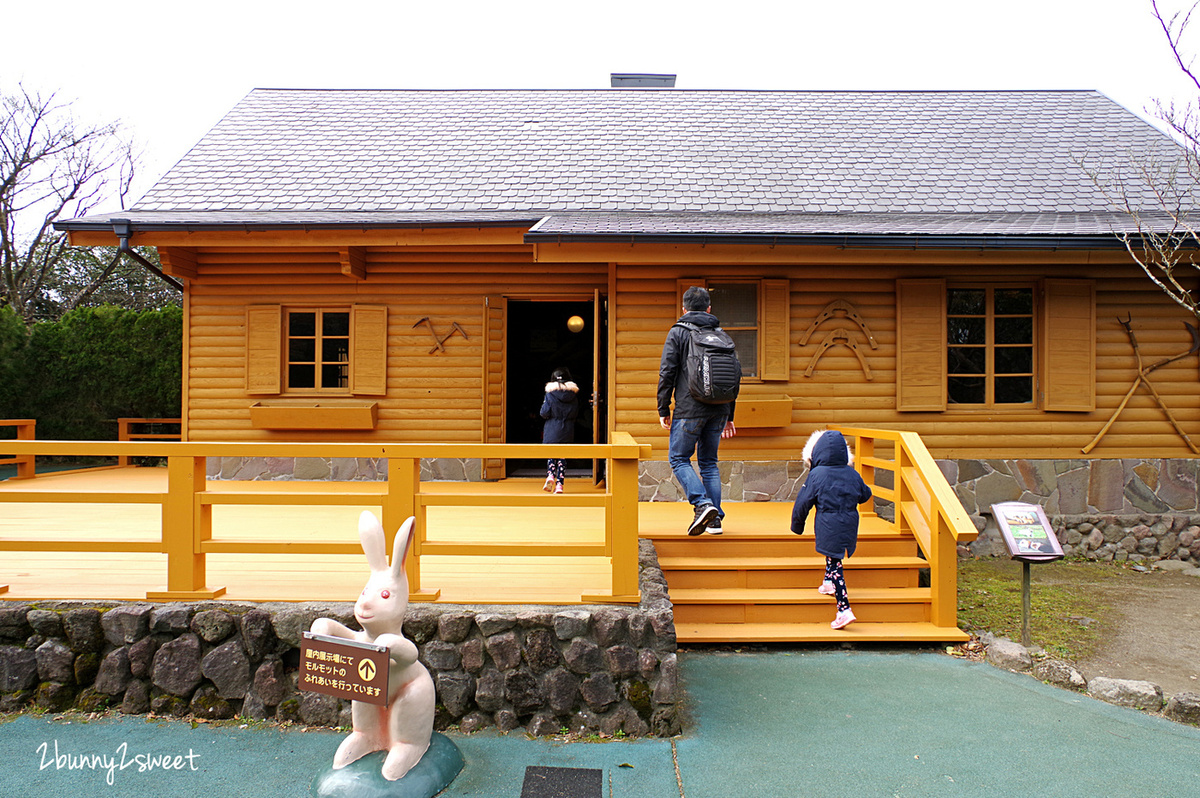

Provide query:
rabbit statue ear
left=391, top=516, right=416, bottom=578
left=358, top=511, right=389, bottom=572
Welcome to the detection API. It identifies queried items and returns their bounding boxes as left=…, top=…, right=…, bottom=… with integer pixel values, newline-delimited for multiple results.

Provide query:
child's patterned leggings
left=825, top=556, right=850, bottom=611
left=547, top=459, right=565, bottom=486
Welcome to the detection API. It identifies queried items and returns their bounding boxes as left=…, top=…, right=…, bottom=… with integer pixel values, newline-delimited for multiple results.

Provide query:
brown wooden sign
left=300, top=632, right=390, bottom=706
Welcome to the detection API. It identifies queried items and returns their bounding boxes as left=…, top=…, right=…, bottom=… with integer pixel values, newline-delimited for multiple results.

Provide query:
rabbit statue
left=310, top=511, right=436, bottom=781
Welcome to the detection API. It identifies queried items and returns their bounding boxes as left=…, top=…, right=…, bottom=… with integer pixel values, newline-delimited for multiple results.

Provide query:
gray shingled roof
left=60, top=89, right=1195, bottom=240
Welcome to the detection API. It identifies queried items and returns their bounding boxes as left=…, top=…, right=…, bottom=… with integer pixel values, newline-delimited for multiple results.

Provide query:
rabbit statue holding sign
left=310, top=511, right=436, bottom=781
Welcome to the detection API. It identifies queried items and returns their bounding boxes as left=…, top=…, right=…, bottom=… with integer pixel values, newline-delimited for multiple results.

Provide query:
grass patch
left=957, top=559, right=1123, bottom=660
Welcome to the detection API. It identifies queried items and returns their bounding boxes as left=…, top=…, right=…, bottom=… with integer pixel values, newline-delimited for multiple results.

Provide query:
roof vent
left=610, top=73, right=676, bottom=88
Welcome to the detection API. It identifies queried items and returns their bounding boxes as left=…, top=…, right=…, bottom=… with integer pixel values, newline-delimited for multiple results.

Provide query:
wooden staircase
left=639, top=498, right=971, bottom=644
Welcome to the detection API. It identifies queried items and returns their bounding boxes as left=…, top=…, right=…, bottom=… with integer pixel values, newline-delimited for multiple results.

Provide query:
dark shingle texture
left=133, top=89, right=1190, bottom=218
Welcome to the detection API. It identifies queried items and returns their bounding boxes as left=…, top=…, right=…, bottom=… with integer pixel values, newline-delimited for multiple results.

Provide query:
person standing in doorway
left=658, top=286, right=738, bottom=536
left=540, top=367, right=579, bottom=494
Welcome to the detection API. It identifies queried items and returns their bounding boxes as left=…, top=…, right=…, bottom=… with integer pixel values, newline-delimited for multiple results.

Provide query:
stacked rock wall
left=0, top=542, right=679, bottom=737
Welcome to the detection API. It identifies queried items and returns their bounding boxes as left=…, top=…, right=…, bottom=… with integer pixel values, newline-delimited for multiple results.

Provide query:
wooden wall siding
left=612, top=259, right=1200, bottom=461
left=182, top=246, right=606, bottom=442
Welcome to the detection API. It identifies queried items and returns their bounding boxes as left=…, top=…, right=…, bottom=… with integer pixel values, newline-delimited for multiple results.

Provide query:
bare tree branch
left=0, top=82, right=151, bottom=323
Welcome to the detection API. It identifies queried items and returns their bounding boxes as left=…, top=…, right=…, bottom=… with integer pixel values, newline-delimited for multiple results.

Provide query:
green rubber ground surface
left=1, top=650, right=1197, bottom=797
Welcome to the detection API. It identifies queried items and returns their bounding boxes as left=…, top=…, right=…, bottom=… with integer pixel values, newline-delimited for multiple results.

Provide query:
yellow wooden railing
left=0, top=433, right=650, bottom=604
left=117, top=418, right=183, bottom=466
left=0, top=420, right=37, bottom=479
left=830, top=425, right=979, bottom=629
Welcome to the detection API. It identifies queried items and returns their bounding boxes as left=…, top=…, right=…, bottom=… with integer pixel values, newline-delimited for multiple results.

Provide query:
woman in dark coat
left=791, top=429, right=873, bottom=629
left=540, top=367, right=579, bottom=494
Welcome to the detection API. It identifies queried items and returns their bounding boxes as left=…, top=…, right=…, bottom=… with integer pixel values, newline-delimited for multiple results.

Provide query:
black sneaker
left=705, top=517, right=723, bottom=536
left=688, top=504, right=719, bottom=536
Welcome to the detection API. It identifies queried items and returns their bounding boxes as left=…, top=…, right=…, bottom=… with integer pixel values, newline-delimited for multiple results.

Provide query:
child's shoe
left=554, top=483, right=564, bottom=494
left=818, top=580, right=835, bottom=595
left=704, top=517, right=723, bottom=535
left=831, top=609, right=856, bottom=630
left=543, top=475, right=555, bottom=493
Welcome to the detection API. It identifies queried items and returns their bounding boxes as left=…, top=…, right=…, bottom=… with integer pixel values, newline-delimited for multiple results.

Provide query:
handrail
left=0, top=419, right=36, bottom=479
left=830, top=424, right=978, bottom=629
left=0, top=437, right=645, bottom=604
left=117, top=418, right=182, bottom=466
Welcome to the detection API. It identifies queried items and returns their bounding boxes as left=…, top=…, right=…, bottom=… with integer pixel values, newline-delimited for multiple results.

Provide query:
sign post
left=300, top=632, right=390, bottom=706
left=990, top=502, right=1064, bottom=647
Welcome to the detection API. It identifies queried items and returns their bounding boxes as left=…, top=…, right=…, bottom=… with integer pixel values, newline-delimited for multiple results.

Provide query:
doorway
left=504, top=298, right=602, bottom=478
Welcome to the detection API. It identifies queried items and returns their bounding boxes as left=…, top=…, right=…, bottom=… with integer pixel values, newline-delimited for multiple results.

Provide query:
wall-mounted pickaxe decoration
left=412, top=317, right=469, bottom=355
left=799, top=299, right=879, bottom=349
left=804, top=324, right=874, bottom=380
left=1082, top=317, right=1200, bottom=454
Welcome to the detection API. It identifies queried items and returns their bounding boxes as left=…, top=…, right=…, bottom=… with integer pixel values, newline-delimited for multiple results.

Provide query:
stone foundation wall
left=0, top=542, right=679, bottom=737
left=206, top=457, right=480, bottom=482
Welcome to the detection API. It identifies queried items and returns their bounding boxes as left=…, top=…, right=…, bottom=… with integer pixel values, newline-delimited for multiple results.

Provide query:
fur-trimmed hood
left=802, top=429, right=854, bottom=469
left=544, top=380, right=579, bottom=393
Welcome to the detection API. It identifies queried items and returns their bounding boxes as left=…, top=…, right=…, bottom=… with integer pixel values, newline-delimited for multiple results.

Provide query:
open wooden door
left=482, top=295, right=506, bottom=479
left=592, top=289, right=608, bottom=486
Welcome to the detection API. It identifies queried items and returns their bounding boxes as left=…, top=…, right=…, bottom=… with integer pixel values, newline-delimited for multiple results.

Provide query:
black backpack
left=674, top=321, right=742, bottom=405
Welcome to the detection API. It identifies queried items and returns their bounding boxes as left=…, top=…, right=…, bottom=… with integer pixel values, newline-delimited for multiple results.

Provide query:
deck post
left=387, top=457, right=438, bottom=602
left=148, top=455, right=225, bottom=600
left=16, top=420, right=35, bottom=479
left=603, top=450, right=640, bottom=601
left=929, top=513, right=958, bottom=627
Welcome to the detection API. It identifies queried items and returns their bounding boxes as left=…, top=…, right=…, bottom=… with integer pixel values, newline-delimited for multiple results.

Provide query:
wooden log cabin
left=47, top=87, right=1200, bottom=638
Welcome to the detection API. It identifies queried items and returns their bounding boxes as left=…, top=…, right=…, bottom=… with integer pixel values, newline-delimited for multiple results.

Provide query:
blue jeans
left=668, top=415, right=725, bottom=518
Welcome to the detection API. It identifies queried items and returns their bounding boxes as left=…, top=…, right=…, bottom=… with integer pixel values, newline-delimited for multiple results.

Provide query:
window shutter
left=760, top=278, right=790, bottom=381
left=1041, top=279, right=1095, bottom=411
left=245, top=305, right=281, bottom=395
left=351, top=305, right=388, bottom=396
left=896, top=279, right=947, bottom=411
left=482, top=295, right=507, bottom=480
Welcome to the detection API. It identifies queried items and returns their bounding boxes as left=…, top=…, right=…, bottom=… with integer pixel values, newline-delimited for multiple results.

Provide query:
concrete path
left=1, top=650, right=1197, bottom=797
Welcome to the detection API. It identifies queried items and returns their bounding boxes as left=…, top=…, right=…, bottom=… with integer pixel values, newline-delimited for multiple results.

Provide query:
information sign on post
left=990, top=502, right=1064, bottom=646
left=991, top=502, right=1064, bottom=562
left=300, top=632, right=390, bottom=706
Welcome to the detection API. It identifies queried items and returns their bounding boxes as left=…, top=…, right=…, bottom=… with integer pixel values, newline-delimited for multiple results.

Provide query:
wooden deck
left=0, top=467, right=707, bottom=605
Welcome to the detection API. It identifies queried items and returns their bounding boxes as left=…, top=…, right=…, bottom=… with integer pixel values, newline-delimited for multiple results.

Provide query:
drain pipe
left=111, top=219, right=184, bottom=291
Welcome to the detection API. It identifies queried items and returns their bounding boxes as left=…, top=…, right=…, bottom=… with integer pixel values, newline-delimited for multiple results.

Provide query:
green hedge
left=0, top=305, right=182, bottom=440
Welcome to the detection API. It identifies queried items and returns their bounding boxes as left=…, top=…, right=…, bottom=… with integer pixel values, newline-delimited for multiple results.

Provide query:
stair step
left=658, top=554, right=928, bottom=570
left=669, top=587, right=930, bottom=604
left=653, top=538, right=918, bottom=558
left=675, top=621, right=970, bottom=644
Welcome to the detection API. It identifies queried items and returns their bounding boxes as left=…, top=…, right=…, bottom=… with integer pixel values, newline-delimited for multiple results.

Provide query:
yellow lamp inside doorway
left=567, top=315, right=585, bottom=333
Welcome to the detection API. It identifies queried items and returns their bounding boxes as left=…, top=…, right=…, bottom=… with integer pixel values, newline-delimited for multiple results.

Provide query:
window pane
left=727, top=329, right=757, bottom=377
left=995, top=317, right=1032, bottom=344
left=322, top=364, right=349, bottom=389
left=995, top=376, right=1033, bottom=404
left=948, top=289, right=985, bottom=315
left=709, top=283, right=757, bottom=327
left=995, top=346, right=1033, bottom=374
left=289, top=339, right=315, bottom=362
left=948, top=376, right=985, bottom=404
left=289, top=364, right=315, bottom=388
left=323, top=312, right=350, bottom=336
left=322, top=338, right=349, bottom=363
left=948, top=317, right=985, bottom=345
left=289, top=312, right=315, bottom=336
left=995, top=288, right=1033, bottom=315
left=948, top=347, right=985, bottom=374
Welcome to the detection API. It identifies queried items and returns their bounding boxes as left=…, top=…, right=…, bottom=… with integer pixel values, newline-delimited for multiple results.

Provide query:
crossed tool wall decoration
left=800, top=299, right=878, bottom=380
left=1082, top=316, right=1200, bottom=454
left=412, top=317, right=469, bottom=354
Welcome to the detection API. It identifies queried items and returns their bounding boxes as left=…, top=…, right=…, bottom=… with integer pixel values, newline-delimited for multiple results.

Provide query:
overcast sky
left=5, top=0, right=1198, bottom=204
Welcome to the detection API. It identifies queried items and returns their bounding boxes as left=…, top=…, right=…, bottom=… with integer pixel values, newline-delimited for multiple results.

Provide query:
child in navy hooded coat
left=791, top=429, right=873, bottom=629
left=540, top=367, right=579, bottom=494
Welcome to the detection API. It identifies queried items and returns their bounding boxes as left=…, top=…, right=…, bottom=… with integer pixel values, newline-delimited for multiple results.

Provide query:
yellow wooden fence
left=831, top=424, right=979, bottom=628
left=0, top=429, right=650, bottom=604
